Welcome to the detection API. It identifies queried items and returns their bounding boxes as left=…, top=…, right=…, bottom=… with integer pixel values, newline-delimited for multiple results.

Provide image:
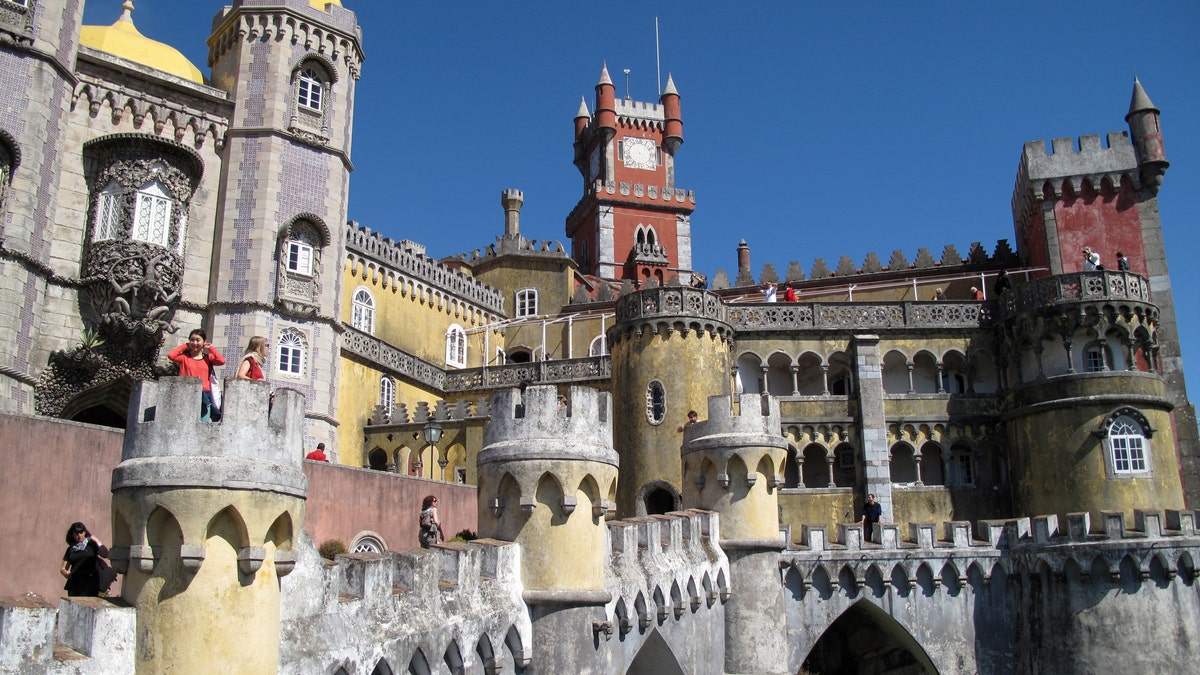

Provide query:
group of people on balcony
left=1083, top=247, right=1131, bottom=272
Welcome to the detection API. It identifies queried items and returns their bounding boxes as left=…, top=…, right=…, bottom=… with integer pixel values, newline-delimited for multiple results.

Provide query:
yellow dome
left=310, top=0, right=344, bottom=9
left=79, top=2, right=204, bottom=84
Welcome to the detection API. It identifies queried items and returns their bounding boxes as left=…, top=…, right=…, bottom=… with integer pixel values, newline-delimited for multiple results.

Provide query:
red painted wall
left=1054, top=186, right=1146, bottom=274
left=0, top=414, right=478, bottom=602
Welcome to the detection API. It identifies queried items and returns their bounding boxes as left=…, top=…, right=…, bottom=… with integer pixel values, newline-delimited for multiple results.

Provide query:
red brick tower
left=567, top=67, right=696, bottom=285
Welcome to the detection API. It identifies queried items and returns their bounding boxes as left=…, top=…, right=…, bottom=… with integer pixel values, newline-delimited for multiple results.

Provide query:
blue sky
left=86, top=1, right=1200, bottom=399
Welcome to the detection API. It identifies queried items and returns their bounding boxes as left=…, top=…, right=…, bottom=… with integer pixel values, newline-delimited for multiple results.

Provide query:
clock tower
left=568, top=66, right=696, bottom=285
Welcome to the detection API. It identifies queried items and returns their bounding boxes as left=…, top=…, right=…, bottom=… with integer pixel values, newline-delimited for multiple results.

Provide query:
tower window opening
left=645, top=380, right=666, bottom=425
left=1109, top=415, right=1147, bottom=474
left=298, top=68, right=324, bottom=111
left=131, top=181, right=172, bottom=247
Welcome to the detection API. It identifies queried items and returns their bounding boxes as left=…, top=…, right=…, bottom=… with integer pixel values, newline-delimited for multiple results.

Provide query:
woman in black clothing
left=60, top=522, right=110, bottom=597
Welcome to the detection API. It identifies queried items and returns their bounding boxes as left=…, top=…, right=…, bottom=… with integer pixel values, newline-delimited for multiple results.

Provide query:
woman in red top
left=168, top=328, right=226, bottom=421
left=236, top=335, right=268, bottom=381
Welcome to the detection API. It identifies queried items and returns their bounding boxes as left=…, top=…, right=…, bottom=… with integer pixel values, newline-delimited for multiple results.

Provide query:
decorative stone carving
left=83, top=241, right=183, bottom=338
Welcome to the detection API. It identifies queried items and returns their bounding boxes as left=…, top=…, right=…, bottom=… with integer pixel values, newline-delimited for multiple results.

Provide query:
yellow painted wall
left=779, top=490, right=856, bottom=542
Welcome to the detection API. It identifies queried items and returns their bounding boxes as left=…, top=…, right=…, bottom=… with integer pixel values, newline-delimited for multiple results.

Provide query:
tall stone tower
left=681, top=393, right=790, bottom=675
left=567, top=66, right=696, bottom=285
left=110, top=377, right=306, bottom=673
left=476, top=384, right=618, bottom=673
left=204, top=0, right=363, bottom=455
left=1010, top=80, right=1199, bottom=505
left=0, top=0, right=86, bottom=412
left=608, top=286, right=733, bottom=517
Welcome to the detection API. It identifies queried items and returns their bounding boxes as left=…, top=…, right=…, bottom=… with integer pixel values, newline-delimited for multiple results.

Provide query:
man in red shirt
left=305, top=443, right=329, bottom=462
left=168, top=329, right=226, bottom=421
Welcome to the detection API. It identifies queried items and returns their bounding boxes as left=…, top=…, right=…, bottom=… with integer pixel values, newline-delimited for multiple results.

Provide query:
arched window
left=352, top=287, right=375, bottom=333
left=645, top=380, right=666, bottom=425
left=1108, top=415, right=1148, bottom=475
left=277, top=330, right=305, bottom=376
left=1083, top=343, right=1111, bottom=373
left=379, top=376, right=395, bottom=414
left=92, top=181, right=121, bottom=241
left=285, top=229, right=315, bottom=276
left=589, top=334, right=608, bottom=357
left=515, top=288, right=538, bottom=318
left=445, top=324, right=466, bottom=368
left=298, top=68, right=324, bottom=111
left=132, top=180, right=173, bottom=247
left=351, top=532, right=386, bottom=554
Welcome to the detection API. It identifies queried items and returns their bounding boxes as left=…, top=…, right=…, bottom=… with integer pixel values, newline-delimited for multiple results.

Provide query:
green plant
left=448, top=529, right=478, bottom=544
left=80, top=327, right=106, bottom=350
left=318, top=539, right=346, bottom=560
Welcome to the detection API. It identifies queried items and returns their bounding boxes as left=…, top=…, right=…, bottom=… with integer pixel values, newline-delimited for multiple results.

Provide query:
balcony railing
left=728, top=301, right=995, bottom=331
left=998, top=270, right=1151, bottom=318
left=443, top=356, right=612, bottom=393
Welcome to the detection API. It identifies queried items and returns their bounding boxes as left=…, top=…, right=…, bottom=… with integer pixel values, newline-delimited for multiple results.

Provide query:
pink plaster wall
left=0, top=413, right=478, bottom=602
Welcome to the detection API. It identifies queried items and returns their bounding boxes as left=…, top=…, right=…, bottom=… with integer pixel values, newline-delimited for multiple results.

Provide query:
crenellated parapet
left=603, top=510, right=730, bottom=637
left=72, top=69, right=231, bottom=150
left=608, top=286, right=732, bottom=345
left=280, top=538, right=533, bottom=674
left=345, top=223, right=506, bottom=316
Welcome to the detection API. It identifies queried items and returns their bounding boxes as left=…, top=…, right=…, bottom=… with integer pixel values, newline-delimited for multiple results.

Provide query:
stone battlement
left=683, top=393, right=783, bottom=451
left=604, top=509, right=730, bottom=635
left=481, top=385, right=613, bottom=454
left=115, top=378, right=307, bottom=496
left=345, top=223, right=506, bottom=314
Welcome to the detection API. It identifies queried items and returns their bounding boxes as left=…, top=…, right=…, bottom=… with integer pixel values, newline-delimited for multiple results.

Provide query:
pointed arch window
left=277, top=330, right=305, bottom=376
left=352, top=287, right=375, bottom=333
left=446, top=324, right=466, bottom=368
left=92, top=181, right=121, bottom=241
left=298, top=68, right=324, bottom=111
left=132, top=180, right=173, bottom=247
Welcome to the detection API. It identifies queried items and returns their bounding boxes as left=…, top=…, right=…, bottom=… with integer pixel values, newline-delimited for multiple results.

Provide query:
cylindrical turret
left=1125, top=78, right=1169, bottom=192
left=660, top=73, right=683, bottom=155
left=110, top=377, right=306, bottom=674
left=594, top=64, right=617, bottom=140
left=736, top=239, right=752, bottom=282
left=608, top=286, right=733, bottom=517
left=681, top=392, right=790, bottom=674
left=477, top=384, right=617, bottom=596
left=501, top=188, right=524, bottom=238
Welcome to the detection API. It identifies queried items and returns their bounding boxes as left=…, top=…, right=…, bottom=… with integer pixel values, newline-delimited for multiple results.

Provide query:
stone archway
left=627, top=630, right=685, bottom=675
left=802, top=600, right=938, bottom=674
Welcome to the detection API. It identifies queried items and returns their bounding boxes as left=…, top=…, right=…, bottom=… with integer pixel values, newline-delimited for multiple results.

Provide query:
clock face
left=623, top=138, right=657, bottom=170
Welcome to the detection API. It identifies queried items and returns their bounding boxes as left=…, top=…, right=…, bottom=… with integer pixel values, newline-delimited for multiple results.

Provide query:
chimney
left=501, top=189, right=524, bottom=238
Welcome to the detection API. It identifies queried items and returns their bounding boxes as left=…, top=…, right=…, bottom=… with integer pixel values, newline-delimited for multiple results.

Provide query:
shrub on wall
left=318, top=539, right=347, bottom=560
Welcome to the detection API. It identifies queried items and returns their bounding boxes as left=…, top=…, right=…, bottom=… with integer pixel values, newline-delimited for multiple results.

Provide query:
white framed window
left=93, top=182, right=121, bottom=241
left=589, top=334, right=608, bottom=357
left=1109, top=415, right=1147, bottom=475
left=286, top=238, right=314, bottom=276
left=351, top=287, right=375, bottom=333
left=515, top=288, right=538, bottom=318
left=379, top=376, right=395, bottom=414
left=131, top=181, right=172, bottom=247
left=298, top=68, right=323, bottom=111
left=446, top=324, right=466, bottom=368
left=277, top=330, right=305, bottom=376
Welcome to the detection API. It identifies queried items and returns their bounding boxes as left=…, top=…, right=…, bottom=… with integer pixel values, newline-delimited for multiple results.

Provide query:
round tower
left=680, top=392, right=790, bottom=674
left=477, top=384, right=617, bottom=596
left=477, top=384, right=618, bottom=674
left=109, top=377, right=306, bottom=673
left=660, top=73, right=683, bottom=155
left=1126, top=78, right=1168, bottom=192
left=608, top=286, right=733, bottom=517
left=594, top=64, right=617, bottom=141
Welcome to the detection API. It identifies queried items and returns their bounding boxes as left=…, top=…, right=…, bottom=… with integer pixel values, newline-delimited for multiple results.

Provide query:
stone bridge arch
left=802, top=599, right=938, bottom=674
